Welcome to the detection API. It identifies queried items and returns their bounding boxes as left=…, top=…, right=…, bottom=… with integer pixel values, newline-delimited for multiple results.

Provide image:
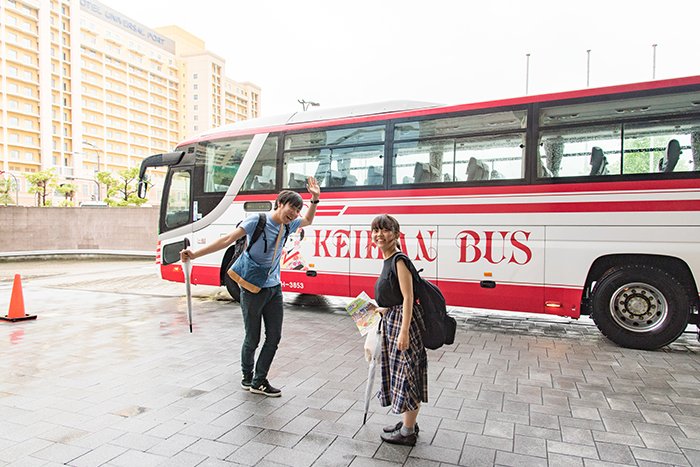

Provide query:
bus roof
left=180, top=75, right=700, bottom=147
left=190, top=100, right=439, bottom=140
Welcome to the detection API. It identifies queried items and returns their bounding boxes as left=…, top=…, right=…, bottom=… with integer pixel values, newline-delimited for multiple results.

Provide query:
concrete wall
left=0, top=207, right=159, bottom=254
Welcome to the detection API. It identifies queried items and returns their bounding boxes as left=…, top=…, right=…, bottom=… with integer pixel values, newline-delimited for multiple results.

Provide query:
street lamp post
left=82, top=141, right=102, bottom=200
left=525, top=53, right=530, bottom=95
left=652, top=43, right=658, bottom=79
left=586, top=49, right=591, bottom=87
left=297, top=99, right=320, bottom=111
left=0, top=170, right=19, bottom=205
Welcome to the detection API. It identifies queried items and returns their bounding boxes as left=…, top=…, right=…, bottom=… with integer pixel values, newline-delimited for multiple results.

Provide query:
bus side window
left=164, top=170, right=191, bottom=230
left=538, top=126, right=621, bottom=178
left=455, top=135, right=525, bottom=181
left=622, top=119, right=698, bottom=174
left=243, top=136, right=278, bottom=192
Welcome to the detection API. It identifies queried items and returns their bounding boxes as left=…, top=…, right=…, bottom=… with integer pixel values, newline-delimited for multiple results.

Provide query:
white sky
left=102, top=0, right=700, bottom=117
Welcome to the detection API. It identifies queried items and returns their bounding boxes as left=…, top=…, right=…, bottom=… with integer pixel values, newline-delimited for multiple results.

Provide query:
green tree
left=95, top=171, right=116, bottom=200
left=107, top=167, right=148, bottom=206
left=26, top=169, right=57, bottom=207
left=57, top=183, right=77, bottom=207
left=0, top=178, right=14, bottom=206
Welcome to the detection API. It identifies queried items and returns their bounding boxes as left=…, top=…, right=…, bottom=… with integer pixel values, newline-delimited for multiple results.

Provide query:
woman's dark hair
left=275, top=190, right=303, bottom=210
left=371, top=214, right=401, bottom=235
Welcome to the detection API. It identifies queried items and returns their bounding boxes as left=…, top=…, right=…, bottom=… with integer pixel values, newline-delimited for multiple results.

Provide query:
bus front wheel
left=223, top=257, right=241, bottom=302
left=590, top=265, right=690, bottom=350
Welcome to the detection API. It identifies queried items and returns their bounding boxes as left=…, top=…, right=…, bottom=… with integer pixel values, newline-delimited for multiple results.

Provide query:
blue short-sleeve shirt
left=239, top=214, right=302, bottom=287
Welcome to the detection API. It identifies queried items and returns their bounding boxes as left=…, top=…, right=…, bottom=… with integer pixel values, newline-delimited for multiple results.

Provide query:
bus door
left=283, top=223, right=351, bottom=298
left=159, top=167, right=194, bottom=280
left=437, top=225, right=545, bottom=314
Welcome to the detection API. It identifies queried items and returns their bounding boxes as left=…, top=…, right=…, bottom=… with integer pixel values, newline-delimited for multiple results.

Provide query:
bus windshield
left=198, top=136, right=253, bottom=193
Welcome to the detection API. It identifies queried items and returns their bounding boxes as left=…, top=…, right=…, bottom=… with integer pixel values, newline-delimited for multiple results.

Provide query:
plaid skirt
left=378, top=302, right=428, bottom=414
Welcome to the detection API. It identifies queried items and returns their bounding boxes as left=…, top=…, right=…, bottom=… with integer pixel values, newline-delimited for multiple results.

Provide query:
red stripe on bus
left=164, top=264, right=585, bottom=320
left=232, top=178, right=700, bottom=203
left=345, top=199, right=700, bottom=215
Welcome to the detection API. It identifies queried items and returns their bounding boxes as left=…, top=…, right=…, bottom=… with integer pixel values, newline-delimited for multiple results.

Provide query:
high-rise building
left=156, top=26, right=260, bottom=138
left=0, top=0, right=260, bottom=205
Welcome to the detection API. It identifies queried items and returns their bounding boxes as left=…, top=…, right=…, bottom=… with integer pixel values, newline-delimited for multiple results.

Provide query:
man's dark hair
left=275, top=190, right=303, bottom=210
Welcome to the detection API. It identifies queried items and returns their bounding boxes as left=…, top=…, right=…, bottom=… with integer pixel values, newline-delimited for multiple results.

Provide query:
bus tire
left=223, top=257, right=241, bottom=302
left=590, top=264, right=690, bottom=350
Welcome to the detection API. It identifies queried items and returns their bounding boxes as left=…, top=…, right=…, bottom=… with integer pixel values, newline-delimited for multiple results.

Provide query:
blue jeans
left=240, top=285, right=283, bottom=386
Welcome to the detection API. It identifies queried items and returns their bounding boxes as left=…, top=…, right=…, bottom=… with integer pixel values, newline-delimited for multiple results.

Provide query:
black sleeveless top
left=374, top=253, right=410, bottom=307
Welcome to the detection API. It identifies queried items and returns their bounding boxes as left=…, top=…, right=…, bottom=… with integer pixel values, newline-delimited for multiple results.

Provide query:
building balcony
left=53, top=165, right=74, bottom=177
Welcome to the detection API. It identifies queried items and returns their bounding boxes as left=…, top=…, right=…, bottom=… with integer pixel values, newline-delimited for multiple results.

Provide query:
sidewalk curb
left=0, top=250, right=155, bottom=262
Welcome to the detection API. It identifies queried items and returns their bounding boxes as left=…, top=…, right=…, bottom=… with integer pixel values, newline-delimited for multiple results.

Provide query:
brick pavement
left=2, top=274, right=700, bottom=466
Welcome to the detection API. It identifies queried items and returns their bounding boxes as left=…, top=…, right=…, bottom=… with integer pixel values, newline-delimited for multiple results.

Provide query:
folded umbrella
left=182, top=258, right=193, bottom=333
left=362, top=320, right=382, bottom=425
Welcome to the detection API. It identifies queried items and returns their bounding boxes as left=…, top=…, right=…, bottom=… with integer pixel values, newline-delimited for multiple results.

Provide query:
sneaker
left=382, top=421, right=419, bottom=435
left=241, top=373, right=253, bottom=390
left=249, top=379, right=282, bottom=397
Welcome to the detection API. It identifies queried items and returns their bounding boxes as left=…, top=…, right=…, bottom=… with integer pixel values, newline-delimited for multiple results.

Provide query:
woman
left=369, top=214, right=428, bottom=447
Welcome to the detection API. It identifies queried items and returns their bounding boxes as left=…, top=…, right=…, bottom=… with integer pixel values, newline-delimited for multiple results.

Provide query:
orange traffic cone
left=1, top=274, right=37, bottom=322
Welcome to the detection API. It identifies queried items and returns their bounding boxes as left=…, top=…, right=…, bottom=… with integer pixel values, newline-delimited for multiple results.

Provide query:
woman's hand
left=397, top=329, right=409, bottom=351
left=367, top=303, right=389, bottom=315
left=306, top=176, right=320, bottom=201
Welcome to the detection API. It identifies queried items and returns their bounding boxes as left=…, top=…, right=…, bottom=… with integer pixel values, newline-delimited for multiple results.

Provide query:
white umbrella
left=362, top=321, right=382, bottom=425
left=182, top=258, right=193, bottom=333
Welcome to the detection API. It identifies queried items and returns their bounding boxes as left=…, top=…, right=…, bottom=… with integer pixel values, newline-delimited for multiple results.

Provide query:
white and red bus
left=138, top=76, right=700, bottom=350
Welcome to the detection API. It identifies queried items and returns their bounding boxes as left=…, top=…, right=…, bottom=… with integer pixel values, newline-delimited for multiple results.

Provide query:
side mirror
left=161, top=238, right=190, bottom=266
left=137, top=179, right=148, bottom=199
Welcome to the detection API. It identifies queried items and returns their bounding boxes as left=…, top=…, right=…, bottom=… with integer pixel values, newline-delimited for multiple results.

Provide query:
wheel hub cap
left=610, top=283, right=667, bottom=332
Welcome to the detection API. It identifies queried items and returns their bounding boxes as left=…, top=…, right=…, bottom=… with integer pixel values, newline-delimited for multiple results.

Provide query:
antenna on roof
left=298, top=99, right=320, bottom=111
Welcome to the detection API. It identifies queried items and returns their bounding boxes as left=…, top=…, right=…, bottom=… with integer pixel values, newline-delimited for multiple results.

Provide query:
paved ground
left=2, top=259, right=700, bottom=466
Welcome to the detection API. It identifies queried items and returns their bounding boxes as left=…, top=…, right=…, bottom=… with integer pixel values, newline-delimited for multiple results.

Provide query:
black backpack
left=392, top=252, right=457, bottom=350
left=232, top=213, right=290, bottom=258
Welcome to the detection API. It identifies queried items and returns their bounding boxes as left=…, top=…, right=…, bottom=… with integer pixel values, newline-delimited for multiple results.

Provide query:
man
left=180, top=177, right=320, bottom=397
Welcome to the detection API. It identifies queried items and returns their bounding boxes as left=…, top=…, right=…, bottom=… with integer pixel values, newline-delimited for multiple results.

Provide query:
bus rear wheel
left=590, top=264, right=690, bottom=350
